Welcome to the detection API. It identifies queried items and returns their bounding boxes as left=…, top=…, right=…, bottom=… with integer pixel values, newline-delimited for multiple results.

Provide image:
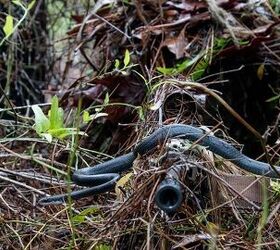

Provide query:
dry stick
left=206, top=175, right=264, bottom=212
left=0, top=144, right=67, bottom=176
left=154, top=216, right=207, bottom=249
left=197, top=164, right=261, bottom=210
left=188, top=121, right=223, bottom=151
left=199, top=65, right=244, bottom=82
left=266, top=201, right=280, bottom=223
left=104, top=175, right=156, bottom=229
left=262, top=43, right=280, bottom=61
left=0, top=191, right=17, bottom=212
left=144, top=15, right=192, bottom=30
left=0, top=175, right=45, bottom=195
left=92, top=13, right=131, bottom=39
left=138, top=217, right=152, bottom=250
left=79, top=48, right=99, bottom=71
left=0, top=84, right=18, bottom=127
left=76, top=20, right=104, bottom=70
left=166, top=80, right=280, bottom=178
left=147, top=177, right=160, bottom=220
left=5, top=224, right=25, bottom=249
left=0, top=167, right=67, bottom=185
left=205, top=0, right=242, bottom=46
left=23, top=207, right=69, bottom=250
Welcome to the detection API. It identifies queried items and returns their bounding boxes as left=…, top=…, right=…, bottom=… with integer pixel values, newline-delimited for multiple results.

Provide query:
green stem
left=0, top=2, right=30, bottom=47
left=66, top=98, right=83, bottom=249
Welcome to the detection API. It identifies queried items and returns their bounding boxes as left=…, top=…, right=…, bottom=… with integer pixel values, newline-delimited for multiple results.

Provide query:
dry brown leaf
left=164, top=27, right=188, bottom=59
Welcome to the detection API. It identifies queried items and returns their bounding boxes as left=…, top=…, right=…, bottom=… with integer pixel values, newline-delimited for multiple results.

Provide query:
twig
left=23, top=207, right=69, bottom=250
left=161, top=79, right=280, bottom=178
left=0, top=175, right=45, bottom=195
left=91, top=13, right=131, bottom=40
left=195, top=163, right=261, bottom=210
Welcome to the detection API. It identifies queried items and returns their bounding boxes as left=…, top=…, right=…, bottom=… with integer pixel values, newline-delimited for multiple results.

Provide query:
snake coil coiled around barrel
left=39, top=124, right=280, bottom=205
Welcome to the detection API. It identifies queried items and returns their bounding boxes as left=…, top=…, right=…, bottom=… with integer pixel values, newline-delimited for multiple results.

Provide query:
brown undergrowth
left=0, top=82, right=280, bottom=249
left=1, top=0, right=280, bottom=249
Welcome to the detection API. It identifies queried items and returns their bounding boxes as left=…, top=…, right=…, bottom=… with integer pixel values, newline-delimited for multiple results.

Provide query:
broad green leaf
left=31, top=105, right=50, bottom=134
left=3, top=15, right=14, bottom=37
left=49, top=96, right=64, bottom=130
left=114, top=59, right=120, bottom=69
left=27, top=0, right=36, bottom=10
left=32, top=96, right=88, bottom=141
left=123, top=49, right=130, bottom=67
left=48, top=128, right=74, bottom=138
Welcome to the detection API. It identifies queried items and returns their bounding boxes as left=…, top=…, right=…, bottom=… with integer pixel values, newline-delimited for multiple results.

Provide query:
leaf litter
left=1, top=0, right=280, bottom=249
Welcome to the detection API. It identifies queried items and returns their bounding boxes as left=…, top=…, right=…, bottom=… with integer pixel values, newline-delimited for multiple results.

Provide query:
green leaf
left=156, top=67, right=176, bottom=75
left=123, top=49, right=130, bottom=67
left=137, top=107, right=145, bottom=121
left=27, top=0, right=36, bottom=10
left=83, top=111, right=108, bottom=123
left=3, top=15, right=14, bottom=37
left=191, top=57, right=209, bottom=81
left=73, top=207, right=100, bottom=224
left=83, top=111, right=91, bottom=123
left=114, top=59, right=120, bottom=69
left=49, top=96, right=64, bottom=130
left=157, top=56, right=201, bottom=76
left=32, top=96, right=89, bottom=141
left=94, top=244, right=111, bottom=250
left=176, top=58, right=192, bottom=73
left=104, top=92, right=109, bottom=105
left=31, top=105, right=50, bottom=134
left=41, top=133, right=52, bottom=143
left=214, top=37, right=231, bottom=51
left=266, top=94, right=280, bottom=103
left=239, top=40, right=250, bottom=46
left=12, top=0, right=22, bottom=6
left=271, top=180, right=280, bottom=195
left=48, top=128, right=85, bottom=139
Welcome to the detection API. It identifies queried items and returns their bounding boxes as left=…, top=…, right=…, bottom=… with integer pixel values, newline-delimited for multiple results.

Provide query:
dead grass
left=1, top=0, right=280, bottom=249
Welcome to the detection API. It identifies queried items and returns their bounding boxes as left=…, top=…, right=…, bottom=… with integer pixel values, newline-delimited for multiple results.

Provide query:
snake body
left=39, top=124, right=280, bottom=205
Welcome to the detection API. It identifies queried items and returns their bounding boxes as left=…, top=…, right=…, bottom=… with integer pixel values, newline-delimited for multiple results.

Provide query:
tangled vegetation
left=0, top=0, right=280, bottom=249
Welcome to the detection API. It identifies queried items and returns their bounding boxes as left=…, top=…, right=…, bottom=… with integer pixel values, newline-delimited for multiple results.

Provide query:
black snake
left=39, top=124, right=280, bottom=205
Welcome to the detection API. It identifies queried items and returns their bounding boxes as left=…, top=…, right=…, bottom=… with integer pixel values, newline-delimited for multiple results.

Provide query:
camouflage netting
left=0, top=0, right=280, bottom=249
